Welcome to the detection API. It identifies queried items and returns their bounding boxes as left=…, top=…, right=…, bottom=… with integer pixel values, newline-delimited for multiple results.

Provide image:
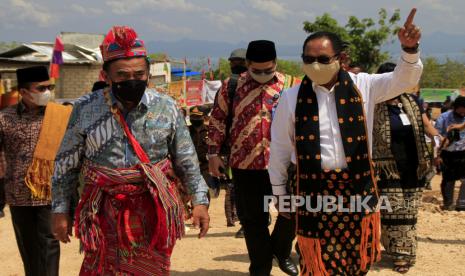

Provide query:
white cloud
left=105, top=0, right=207, bottom=15
left=71, top=4, right=103, bottom=15
left=207, top=10, right=248, bottom=31
left=248, top=0, right=289, bottom=20
left=7, top=0, right=55, bottom=27
left=145, top=19, right=193, bottom=36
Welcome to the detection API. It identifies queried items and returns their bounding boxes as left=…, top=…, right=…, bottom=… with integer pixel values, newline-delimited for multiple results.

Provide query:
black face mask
left=190, top=119, right=204, bottom=127
left=112, top=79, right=147, bottom=104
left=231, top=65, right=247, bottom=75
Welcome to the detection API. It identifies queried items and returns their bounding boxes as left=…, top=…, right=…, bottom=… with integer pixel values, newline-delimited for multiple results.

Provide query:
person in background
left=348, top=63, right=364, bottom=74
left=372, top=62, right=431, bottom=273
left=435, top=96, right=465, bottom=211
left=215, top=48, right=247, bottom=233
left=441, top=96, right=453, bottom=113
left=0, top=150, right=5, bottom=218
left=189, top=106, right=210, bottom=184
left=91, top=80, right=108, bottom=92
left=0, top=66, right=68, bottom=276
left=209, top=41, right=298, bottom=276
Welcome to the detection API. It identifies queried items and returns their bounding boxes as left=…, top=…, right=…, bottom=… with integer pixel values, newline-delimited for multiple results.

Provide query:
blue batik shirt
left=435, top=110, right=465, bottom=152
left=51, top=88, right=209, bottom=213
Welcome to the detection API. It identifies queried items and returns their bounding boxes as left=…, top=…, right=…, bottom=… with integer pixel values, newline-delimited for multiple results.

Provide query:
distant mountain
left=145, top=39, right=300, bottom=60
left=146, top=32, right=465, bottom=62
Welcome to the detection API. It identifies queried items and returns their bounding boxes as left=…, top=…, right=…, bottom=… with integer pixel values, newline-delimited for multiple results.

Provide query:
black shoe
left=276, top=257, right=298, bottom=276
left=0, top=210, right=4, bottom=218
left=235, top=227, right=244, bottom=238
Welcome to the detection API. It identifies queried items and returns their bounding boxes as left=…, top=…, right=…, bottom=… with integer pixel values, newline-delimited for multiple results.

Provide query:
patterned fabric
left=208, top=72, right=285, bottom=169
left=52, top=88, right=209, bottom=213
left=380, top=186, right=423, bottom=264
left=76, top=159, right=183, bottom=276
left=24, top=103, right=73, bottom=200
left=295, top=72, right=378, bottom=239
left=100, top=26, right=147, bottom=62
left=0, top=103, right=49, bottom=206
left=224, top=183, right=238, bottom=226
left=296, top=171, right=381, bottom=276
left=372, top=94, right=430, bottom=183
left=435, top=110, right=465, bottom=152
left=0, top=150, right=5, bottom=179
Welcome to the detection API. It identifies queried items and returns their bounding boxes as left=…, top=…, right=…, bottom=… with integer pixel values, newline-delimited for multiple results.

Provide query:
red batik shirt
left=208, top=72, right=285, bottom=170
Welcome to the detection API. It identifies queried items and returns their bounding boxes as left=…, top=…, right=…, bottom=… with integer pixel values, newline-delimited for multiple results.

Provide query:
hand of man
left=447, top=123, right=465, bottom=132
left=192, top=204, right=210, bottom=238
left=274, top=195, right=292, bottom=220
left=208, top=156, right=225, bottom=178
left=434, top=157, right=443, bottom=169
left=51, top=213, right=72, bottom=243
left=398, top=8, right=421, bottom=48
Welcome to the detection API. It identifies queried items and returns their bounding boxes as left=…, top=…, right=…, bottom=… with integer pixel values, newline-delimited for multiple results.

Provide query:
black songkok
left=16, top=66, right=49, bottom=85
left=246, top=40, right=277, bottom=62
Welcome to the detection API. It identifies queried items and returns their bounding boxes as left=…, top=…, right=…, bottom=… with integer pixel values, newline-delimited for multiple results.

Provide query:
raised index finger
left=404, top=8, right=417, bottom=27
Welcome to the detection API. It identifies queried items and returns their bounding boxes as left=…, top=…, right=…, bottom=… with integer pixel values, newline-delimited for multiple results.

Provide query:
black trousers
left=0, top=178, right=5, bottom=211
left=233, top=169, right=296, bottom=276
left=10, top=205, right=60, bottom=276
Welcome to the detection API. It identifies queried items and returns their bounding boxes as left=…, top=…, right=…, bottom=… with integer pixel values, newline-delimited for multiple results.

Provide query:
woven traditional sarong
left=75, top=159, right=185, bottom=276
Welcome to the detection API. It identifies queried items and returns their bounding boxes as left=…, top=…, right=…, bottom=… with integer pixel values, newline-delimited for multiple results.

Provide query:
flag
left=50, top=36, right=64, bottom=80
left=207, top=57, right=213, bottom=80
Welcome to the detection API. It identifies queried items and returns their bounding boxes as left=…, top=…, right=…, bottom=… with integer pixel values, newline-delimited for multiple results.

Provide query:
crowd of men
left=0, top=7, right=465, bottom=276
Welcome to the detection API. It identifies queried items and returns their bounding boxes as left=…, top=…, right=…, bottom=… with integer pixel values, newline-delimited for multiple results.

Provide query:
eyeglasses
left=250, top=67, right=276, bottom=75
left=301, top=54, right=338, bottom=65
left=35, top=84, right=55, bottom=92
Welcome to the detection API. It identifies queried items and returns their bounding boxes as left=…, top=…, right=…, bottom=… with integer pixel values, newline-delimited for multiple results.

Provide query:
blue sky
left=0, top=0, right=464, bottom=45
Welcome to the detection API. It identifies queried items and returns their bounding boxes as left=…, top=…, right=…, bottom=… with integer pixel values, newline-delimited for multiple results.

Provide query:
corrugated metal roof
left=0, top=43, right=101, bottom=64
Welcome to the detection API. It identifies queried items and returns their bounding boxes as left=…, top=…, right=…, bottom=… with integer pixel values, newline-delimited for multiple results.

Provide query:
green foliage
left=420, top=57, right=465, bottom=88
left=148, top=52, right=168, bottom=61
left=277, top=60, right=303, bottom=77
left=303, top=8, right=401, bottom=72
left=0, top=41, right=21, bottom=53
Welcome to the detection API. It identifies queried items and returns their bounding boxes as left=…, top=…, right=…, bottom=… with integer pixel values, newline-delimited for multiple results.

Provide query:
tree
left=303, top=9, right=401, bottom=72
left=148, top=52, right=169, bottom=61
left=213, top=58, right=303, bottom=80
left=421, top=57, right=465, bottom=88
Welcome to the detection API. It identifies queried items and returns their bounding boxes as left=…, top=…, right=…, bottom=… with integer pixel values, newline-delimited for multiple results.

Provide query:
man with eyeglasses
left=51, top=26, right=209, bottom=275
left=209, top=40, right=298, bottom=276
left=0, top=65, right=61, bottom=276
left=269, top=8, right=423, bottom=275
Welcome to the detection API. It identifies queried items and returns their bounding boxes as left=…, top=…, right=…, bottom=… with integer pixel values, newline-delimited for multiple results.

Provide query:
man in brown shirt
left=0, top=66, right=60, bottom=276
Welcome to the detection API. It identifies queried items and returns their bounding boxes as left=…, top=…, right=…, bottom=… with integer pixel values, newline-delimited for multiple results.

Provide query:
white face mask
left=249, top=70, right=276, bottom=84
left=302, top=61, right=340, bottom=85
left=29, top=90, right=51, bottom=106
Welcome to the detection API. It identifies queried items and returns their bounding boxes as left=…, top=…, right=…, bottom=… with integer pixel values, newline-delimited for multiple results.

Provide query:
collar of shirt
left=110, top=88, right=149, bottom=113
left=16, top=100, right=46, bottom=116
left=312, top=82, right=335, bottom=94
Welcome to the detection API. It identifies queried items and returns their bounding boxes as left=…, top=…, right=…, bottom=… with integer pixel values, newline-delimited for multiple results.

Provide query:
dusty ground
left=1, top=176, right=465, bottom=276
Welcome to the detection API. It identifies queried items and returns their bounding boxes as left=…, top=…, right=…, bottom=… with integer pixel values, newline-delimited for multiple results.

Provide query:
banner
left=168, top=80, right=184, bottom=103
left=186, top=80, right=204, bottom=107
left=202, top=80, right=222, bottom=104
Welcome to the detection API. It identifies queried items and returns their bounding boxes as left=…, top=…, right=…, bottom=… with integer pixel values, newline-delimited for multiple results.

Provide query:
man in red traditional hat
left=51, top=26, right=210, bottom=275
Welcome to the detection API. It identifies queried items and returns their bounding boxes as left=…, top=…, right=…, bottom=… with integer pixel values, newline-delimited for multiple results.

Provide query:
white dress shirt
left=269, top=51, right=423, bottom=195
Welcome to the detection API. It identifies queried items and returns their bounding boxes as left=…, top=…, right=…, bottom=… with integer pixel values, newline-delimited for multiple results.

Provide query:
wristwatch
left=402, top=42, right=420, bottom=54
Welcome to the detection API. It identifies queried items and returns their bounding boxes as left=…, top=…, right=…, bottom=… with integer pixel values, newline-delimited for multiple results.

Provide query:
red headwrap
left=100, top=26, right=147, bottom=62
